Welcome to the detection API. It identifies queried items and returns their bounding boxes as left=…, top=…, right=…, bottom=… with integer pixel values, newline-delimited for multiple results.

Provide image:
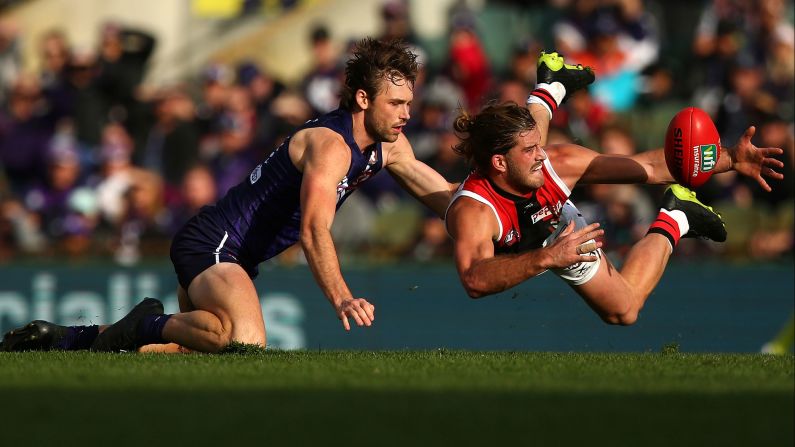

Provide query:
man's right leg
left=161, top=262, right=266, bottom=353
left=573, top=185, right=727, bottom=324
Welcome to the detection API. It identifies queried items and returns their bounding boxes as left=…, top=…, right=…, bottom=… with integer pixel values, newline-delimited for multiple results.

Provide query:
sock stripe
left=647, top=210, right=683, bottom=253
left=531, top=88, right=558, bottom=112
left=654, top=218, right=679, bottom=236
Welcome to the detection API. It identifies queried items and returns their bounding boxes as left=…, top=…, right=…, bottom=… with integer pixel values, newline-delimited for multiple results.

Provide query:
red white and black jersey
left=446, top=157, right=573, bottom=255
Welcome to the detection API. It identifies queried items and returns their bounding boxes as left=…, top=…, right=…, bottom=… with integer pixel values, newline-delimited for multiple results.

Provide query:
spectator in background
left=692, top=0, right=747, bottom=63
left=0, top=74, right=54, bottom=196
left=169, top=163, right=218, bottom=233
left=0, top=18, right=22, bottom=105
left=692, top=18, right=747, bottom=115
left=715, top=55, right=772, bottom=146
left=410, top=128, right=469, bottom=262
left=0, top=198, right=17, bottom=261
left=91, top=122, right=139, bottom=227
left=1, top=154, right=46, bottom=257
left=36, top=29, right=75, bottom=132
left=504, top=39, right=542, bottom=89
left=446, top=3, right=492, bottom=111
left=494, top=77, right=531, bottom=108
left=745, top=114, right=794, bottom=260
left=551, top=1, right=659, bottom=114
left=629, top=62, right=688, bottom=152
left=0, top=194, right=46, bottom=258
left=60, top=47, right=107, bottom=154
left=404, top=85, right=460, bottom=162
left=195, top=63, right=233, bottom=139
left=301, top=24, right=343, bottom=116
left=95, top=22, right=156, bottom=116
left=23, top=129, right=98, bottom=257
left=379, top=0, right=418, bottom=44
left=590, top=184, right=653, bottom=260
left=577, top=125, right=656, bottom=260
left=38, top=29, right=71, bottom=92
left=236, top=60, right=287, bottom=151
left=114, top=169, right=171, bottom=265
left=205, top=86, right=259, bottom=196
left=551, top=88, right=612, bottom=148
left=564, top=3, right=656, bottom=113
left=756, top=0, right=794, bottom=124
left=267, top=89, right=313, bottom=146
left=137, top=88, right=200, bottom=198
left=551, top=0, right=597, bottom=57
left=755, top=115, right=795, bottom=206
left=554, top=0, right=659, bottom=74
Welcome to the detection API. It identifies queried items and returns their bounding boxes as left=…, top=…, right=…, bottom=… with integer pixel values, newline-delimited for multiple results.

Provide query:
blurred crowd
left=0, top=0, right=792, bottom=266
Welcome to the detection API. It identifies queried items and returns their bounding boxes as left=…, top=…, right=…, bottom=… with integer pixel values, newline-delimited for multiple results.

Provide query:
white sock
left=662, top=209, right=690, bottom=237
left=526, top=82, right=567, bottom=119
left=536, top=82, right=566, bottom=105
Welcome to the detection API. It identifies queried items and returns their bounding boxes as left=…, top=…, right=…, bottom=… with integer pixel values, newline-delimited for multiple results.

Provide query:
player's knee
left=207, top=327, right=234, bottom=352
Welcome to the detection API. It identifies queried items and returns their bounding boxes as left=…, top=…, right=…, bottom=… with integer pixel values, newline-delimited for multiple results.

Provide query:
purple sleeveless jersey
left=171, top=108, right=383, bottom=288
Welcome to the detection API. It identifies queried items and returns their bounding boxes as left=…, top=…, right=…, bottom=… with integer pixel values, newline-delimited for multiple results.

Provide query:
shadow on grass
left=0, top=388, right=791, bottom=446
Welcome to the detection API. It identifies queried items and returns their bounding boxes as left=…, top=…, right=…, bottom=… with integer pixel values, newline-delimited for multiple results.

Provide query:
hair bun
left=453, top=113, right=474, bottom=133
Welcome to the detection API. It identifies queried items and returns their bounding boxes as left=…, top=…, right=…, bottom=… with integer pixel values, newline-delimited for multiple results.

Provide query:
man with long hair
left=445, top=100, right=783, bottom=324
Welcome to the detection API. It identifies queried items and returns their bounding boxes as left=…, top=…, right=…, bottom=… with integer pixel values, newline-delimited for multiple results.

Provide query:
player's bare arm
left=547, top=130, right=784, bottom=190
left=296, top=128, right=375, bottom=331
left=544, top=144, right=674, bottom=188
left=384, top=133, right=459, bottom=218
left=448, top=198, right=602, bottom=298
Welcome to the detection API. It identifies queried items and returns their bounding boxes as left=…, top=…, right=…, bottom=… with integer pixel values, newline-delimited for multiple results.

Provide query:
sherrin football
left=664, top=107, right=721, bottom=188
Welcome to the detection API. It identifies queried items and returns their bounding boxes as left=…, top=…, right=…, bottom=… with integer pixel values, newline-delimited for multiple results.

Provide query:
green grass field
left=0, top=351, right=792, bottom=446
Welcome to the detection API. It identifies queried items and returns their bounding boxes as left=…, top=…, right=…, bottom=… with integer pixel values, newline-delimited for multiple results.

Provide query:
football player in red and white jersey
left=445, top=53, right=784, bottom=325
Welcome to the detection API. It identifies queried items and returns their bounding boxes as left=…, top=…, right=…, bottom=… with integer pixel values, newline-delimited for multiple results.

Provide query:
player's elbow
left=299, top=224, right=322, bottom=249
left=464, top=287, right=486, bottom=299
left=460, top=272, right=490, bottom=299
left=601, top=310, right=638, bottom=326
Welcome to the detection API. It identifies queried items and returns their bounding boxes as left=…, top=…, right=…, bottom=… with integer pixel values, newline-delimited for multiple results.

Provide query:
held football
left=664, top=107, right=721, bottom=188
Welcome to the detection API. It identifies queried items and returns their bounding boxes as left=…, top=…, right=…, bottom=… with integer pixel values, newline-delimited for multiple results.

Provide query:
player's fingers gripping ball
left=664, top=107, right=721, bottom=188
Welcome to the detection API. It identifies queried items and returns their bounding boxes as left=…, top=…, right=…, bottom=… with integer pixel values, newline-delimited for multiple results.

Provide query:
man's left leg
left=527, top=51, right=595, bottom=146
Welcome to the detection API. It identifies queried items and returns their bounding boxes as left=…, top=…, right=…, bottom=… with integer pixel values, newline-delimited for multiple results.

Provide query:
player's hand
left=729, top=126, right=785, bottom=192
left=336, top=298, right=375, bottom=331
left=543, top=221, right=603, bottom=268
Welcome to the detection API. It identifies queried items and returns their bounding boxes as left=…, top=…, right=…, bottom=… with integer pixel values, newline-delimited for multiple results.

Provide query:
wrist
left=531, top=247, right=553, bottom=271
left=331, top=296, right=352, bottom=309
left=722, top=145, right=736, bottom=172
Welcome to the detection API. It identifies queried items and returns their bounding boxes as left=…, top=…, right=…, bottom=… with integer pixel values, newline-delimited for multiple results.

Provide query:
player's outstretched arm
left=569, top=125, right=785, bottom=189
left=718, top=126, right=785, bottom=192
left=573, top=125, right=786, bottom=189
left=448, top=198, right=602, bottom=298
left=546, top=143, right=673, bottom=188
left=385, top=134, right=459, bottom=218
left=298, top=130, right=375, bottom=331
